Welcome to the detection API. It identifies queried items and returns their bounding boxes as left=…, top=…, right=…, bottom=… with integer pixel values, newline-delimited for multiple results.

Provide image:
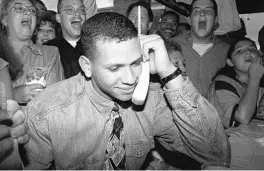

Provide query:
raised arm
left=139, top=34, right=230, bottom=164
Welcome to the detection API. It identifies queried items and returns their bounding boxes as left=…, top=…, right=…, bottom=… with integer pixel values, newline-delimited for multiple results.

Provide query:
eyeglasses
left=10, top=3, right=37, bottom=16
left=61, top=6, right=87, bottom=15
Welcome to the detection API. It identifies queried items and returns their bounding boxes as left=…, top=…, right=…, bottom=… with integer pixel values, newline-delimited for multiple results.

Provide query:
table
left=229, top=119, right=264, bottom=169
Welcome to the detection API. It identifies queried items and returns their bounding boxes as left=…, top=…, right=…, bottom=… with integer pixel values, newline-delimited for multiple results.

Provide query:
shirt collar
left=85, top=77, right=116, bottom=116
left=183, top=31, right=218, bottom=44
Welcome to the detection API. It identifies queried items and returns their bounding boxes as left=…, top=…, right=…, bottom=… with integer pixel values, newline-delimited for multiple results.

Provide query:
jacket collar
left=21, top=41, right=42, bottom=56
left=84, top=77, right=117, bottom=116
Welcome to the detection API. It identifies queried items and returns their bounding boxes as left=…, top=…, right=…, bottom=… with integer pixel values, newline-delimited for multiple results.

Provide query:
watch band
left=160, top=68, right=182, bottom=85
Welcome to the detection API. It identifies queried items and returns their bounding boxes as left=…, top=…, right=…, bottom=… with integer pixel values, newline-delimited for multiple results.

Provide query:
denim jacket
left=24, top=73, right=230, bottom=170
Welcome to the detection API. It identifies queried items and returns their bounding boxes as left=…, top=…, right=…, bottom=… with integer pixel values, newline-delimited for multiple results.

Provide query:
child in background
left=208, top=37, right=264, bottom=128
left=165, top=41, right=186, bottom=76
left=33, top=10, right=61, bottom=45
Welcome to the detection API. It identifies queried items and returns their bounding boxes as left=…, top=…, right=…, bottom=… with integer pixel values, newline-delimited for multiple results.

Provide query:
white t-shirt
left=67, top=40, right=77, bottom=47
left=192, top=43, right=213, bottom=56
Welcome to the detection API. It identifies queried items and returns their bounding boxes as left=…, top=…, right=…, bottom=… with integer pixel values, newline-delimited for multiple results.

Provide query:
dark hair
left=81, top=12, right=138, bottom=59
left=165, top=41, right=182, bottom=53
left=32, top=0, right=47, bottom=10
left=126, top=2, right=153, bottom=22
left=213, top=37, right=258, bottom=80
left=160, top=11, right=179, bottom=23
left=32, top=10, right=61, bottom=43
left=57, top=0, right=62, bottom=13
left=258, top=25, right=264, bottom=53
left=179, top=23, right=191, bottom=31
left=190, top=0, right=218, bottom=17
left=227, top=37, right=258, bottom=60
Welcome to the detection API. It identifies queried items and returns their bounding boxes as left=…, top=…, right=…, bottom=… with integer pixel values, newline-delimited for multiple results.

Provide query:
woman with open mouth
left=0, top=0, right=64, bottom=105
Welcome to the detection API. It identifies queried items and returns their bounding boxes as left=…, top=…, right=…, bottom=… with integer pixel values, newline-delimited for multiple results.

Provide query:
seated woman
left=32, top=10, right=61, bottom=45
left=208, top=37, right=264, bottom=128
left=0, top=0, right=64, bottom=105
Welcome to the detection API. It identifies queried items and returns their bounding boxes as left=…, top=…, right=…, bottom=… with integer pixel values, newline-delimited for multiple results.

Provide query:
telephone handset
left=132, top=60, right=150, bottom=105
left=131, top=5, right=150, bottom=106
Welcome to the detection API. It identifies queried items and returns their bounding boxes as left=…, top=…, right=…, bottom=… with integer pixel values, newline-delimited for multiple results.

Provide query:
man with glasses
left=44, top=0, right=86, bottom=79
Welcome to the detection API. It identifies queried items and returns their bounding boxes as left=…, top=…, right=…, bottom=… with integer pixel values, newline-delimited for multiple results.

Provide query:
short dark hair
left=57, top=0, right=63, bottom=13
left=33, top=10, right=61, bottom=42
left=227, top=37, right=258, bottom=60
left=160, top=11, right=179, bottom=23
left=81, top=12, right=138, bottom=59
left=32, top=0, right=47, bottom=10
left=190, top=0, right=218, bottom=16
left=258, top=26, right=264, bottom=52
left=126, top=2, right=153, bottom=22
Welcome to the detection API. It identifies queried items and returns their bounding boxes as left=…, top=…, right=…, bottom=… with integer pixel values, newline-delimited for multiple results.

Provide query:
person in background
left=44, top=0, right=86, bottom=79
left=32, top=0, right=47, bottom=19
left=258, top=25, right=264, bottom=55
left=23, top=12, right=229, bottom=170
left=170, top=0, right=230, bottom=97
left=0, top=0, right=64, bottom=105
left=126, top=1, right=153, bottom=35
left=0, top=30, right=29, bottom=169
left=178, top=22, right=191, bottom=34
left=208, top=37, right=264, bottom=128
left=157, top=11, right=180, bottom=42
left=32, top=10, right=61, bottom=45
left=166, top=42, right=186, bottom=75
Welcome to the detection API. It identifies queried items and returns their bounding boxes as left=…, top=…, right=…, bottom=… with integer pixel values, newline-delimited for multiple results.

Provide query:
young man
left=126, top=2, right=153, bottom=35
left=158, top=11, right=180, bottom=41
left=44, top=0, right=86, bottom=78
left=24, top=12, right=230, bottom=170
left=170, top=0, right=230, bottom=97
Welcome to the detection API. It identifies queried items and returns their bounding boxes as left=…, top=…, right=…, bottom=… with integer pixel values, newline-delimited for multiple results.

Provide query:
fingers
left=139, top=34, right=163, bottom=62
left=11, top=122, right=28, bottom=139
left=6, top=100, right=19, bottom=118
left=0, top=125, right=11, bottom=140
left=0, top=138, right=13, bottom=159
left=11, top=110, right=25, bottom=128
left=17, top=134, right=29, bottom=144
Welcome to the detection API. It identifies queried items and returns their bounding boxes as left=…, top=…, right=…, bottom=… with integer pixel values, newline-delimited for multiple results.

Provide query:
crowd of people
left=0, top=0, right=264, bottom=169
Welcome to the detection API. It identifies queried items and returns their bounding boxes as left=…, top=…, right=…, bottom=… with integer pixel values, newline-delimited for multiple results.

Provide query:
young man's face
left=190, top=0, right=217, bottom=39
left=57, top=0, right=86, bottom=40
left=89, top=38, right=142, bottom=101
left=159, top=14, right=179, bottom=40
left=36, top=21, right=56, bottom=44
left=230, top=40, right=260, bottom=74
left=128, top=6, right=150, bottom=35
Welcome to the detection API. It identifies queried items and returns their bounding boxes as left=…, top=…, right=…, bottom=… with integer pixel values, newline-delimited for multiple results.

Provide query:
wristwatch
left=160, top=68, right=182, bottom=85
